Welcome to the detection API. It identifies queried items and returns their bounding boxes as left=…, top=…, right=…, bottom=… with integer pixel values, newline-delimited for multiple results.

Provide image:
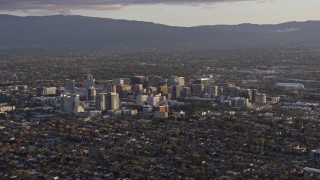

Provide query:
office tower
left=96, top=93, right=107, bottom=111
left=167, top=76, right=185, bottom=87
left=255, top=93, right=267, bottom=105
left=107, top=92, right=120, bottom=111
left=113, top=78, right=124, bottom=86
left=171, top=85, right=183, bottom=99
left=235, top=97, right=250, bottom=110
left=224, top=84, right=239, bottom=96
left=106, top=83, right=117, bottom=93
left=192, top=84, right=204, bottom=97
left=83, top=74, right=95, bottom=89
left=65, top=79, right=75, bottom=92
left=205, top=85, right=219, bottom=98
left=116, top=84, right=131, bottom=98
left=60, top=94, right=80, bottom=113
left=130, top=76, right=149, bottom=88
left=36, top=87, right=45, bottom=96
left=252, top=89, right=258, bottom=102
left=96, top=92, right=119, bottom=111
left=242, top=89, right=253, bottom=102
left=86, top=86, right=96, bottom=101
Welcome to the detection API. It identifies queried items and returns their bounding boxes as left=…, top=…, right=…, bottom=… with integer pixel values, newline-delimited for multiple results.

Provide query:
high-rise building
left=167, top=76, right=185, bottom=87
left=60, top=94, right=80, bottom=113
left=192, top=84, right=204, bottom=97
left=86, top=86, right=96, bottom=101
left=96, top=93, right=107, bottom=111
left=171, top=85, right=183, bottom=99
left=235, top=97, right=250, bottom=110
left=83, top=74, right=95, bottom=89
left=36, top=87, right=44, bottom=96
left=242, top=89, right=253, bottom=102
left=65, top=79, right=75, bottom=92
left=205, top=85, right=219, bottom=98
left=107, top=93, right=120, bottom=111
left=96, top=92, right=120, bottom=111
left=113, top=78, right=124, bottom=86
left=130, top=76, right=149, bottom=88
left=252, top=89, right=258, bottom=102
left=106, top=84, right=117, bottom=93
left=116, top=84, right=131, bottom=98
left=255, top=93, right=267, bottom=105
left=224, top=84, right=241, bottom=97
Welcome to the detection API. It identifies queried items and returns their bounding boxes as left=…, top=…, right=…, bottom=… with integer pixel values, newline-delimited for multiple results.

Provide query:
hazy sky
left=1, top=0, right=320, bottom=26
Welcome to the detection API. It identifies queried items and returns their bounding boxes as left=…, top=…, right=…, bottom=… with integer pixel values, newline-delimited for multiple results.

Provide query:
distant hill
left=1, top=15, right=320, bottom=49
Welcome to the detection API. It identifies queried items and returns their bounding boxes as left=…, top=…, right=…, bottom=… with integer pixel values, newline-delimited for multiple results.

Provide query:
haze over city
left=1, top=0, right=320, bottom=26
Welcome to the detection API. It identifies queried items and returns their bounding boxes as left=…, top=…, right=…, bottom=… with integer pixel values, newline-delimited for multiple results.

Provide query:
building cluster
left=0, top=74, right=285, bottom=120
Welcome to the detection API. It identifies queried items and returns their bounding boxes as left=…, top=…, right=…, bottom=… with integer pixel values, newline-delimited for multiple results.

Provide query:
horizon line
left=1, top=13, right=319, bottom=28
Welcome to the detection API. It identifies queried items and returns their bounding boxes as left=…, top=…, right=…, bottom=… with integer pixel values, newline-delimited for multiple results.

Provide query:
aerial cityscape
left=1, top=0, right=320, bottom=179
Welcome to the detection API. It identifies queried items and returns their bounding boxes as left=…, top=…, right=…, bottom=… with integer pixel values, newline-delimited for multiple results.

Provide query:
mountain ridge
left=1, top=15, right=320, bottom=49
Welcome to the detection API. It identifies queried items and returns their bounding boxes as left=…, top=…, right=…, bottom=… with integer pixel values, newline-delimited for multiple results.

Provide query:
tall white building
left=107, top=93, right=120, bottom=111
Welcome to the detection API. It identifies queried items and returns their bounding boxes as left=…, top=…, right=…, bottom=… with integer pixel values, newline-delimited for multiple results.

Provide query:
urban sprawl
left=1, top=59, right=320, bottom=179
